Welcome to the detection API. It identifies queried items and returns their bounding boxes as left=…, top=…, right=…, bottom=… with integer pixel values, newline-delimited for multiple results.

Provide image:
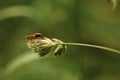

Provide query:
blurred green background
left=0, top=0, right=120, bottom=80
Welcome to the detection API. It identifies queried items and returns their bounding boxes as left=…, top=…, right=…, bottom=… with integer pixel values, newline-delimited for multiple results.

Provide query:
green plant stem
left=63, top=43, right=120, bottom=54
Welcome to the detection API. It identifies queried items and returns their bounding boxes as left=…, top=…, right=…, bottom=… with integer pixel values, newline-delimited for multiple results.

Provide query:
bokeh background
left=0, top=0, right=120, bottom=80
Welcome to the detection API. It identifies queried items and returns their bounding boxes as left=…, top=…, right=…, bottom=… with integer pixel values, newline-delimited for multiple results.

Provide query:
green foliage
left=0, top=0, right=120, bottom=80
left=3, top=52, right=79, bottom=80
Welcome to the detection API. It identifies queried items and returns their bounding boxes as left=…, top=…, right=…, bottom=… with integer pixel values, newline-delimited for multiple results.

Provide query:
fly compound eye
left=26, top=33, right=42, bottom=40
